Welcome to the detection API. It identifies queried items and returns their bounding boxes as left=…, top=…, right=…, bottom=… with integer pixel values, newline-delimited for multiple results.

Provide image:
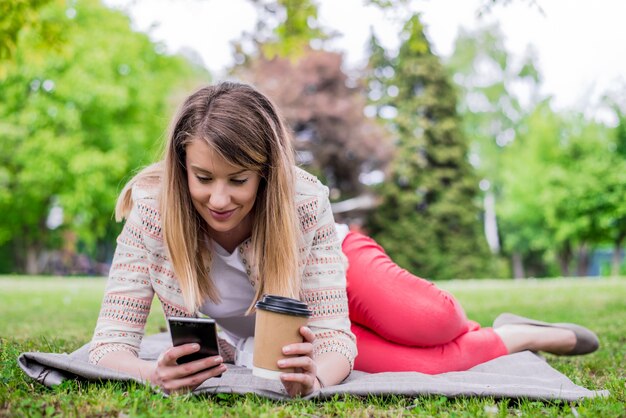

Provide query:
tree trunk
left=483, top=191, right=500, bottom=253
left=512, top=252, right=525, bottom=279
left=26, top=245, right=39, bottom=275
left=558, top=256, right=570, bottom=277
left=557, top=242, right=572, bottom=277
left=612, top=234, right=625, bottom=276
left=576, top=243, right=590, bottom=277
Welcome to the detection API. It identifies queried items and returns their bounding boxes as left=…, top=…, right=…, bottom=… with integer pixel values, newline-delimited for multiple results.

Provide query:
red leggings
left=342, top=232, right=508, bottom=374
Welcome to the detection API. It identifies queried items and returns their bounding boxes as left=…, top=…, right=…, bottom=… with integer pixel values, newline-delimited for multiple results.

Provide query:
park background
left=1, top=0, right=626, bottom=416
left=2, top=0, right=626, bottom=280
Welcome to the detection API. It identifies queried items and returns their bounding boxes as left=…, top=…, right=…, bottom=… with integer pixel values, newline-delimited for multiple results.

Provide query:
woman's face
left=186, top=139, right=261, bottom=246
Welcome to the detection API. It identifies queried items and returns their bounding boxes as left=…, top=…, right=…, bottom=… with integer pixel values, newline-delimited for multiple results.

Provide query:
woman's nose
left=208, top=183, right=230, bottom=209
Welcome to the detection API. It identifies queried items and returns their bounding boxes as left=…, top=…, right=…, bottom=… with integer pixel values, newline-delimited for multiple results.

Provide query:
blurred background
left=2, top=0, right=626, bottom=281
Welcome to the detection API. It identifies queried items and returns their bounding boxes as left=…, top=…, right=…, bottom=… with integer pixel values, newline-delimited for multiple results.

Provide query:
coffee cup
left=252, top=295, right=311, bottom=380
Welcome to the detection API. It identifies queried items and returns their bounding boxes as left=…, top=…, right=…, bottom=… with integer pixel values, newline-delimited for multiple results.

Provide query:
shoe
left=493, top=312, right=599, bottom=356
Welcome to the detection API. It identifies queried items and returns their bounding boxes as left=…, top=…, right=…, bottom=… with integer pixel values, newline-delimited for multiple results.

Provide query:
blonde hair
left=116, top=82, right=299, bottom=313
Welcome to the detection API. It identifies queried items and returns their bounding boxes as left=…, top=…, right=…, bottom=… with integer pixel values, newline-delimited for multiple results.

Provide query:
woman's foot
left=492, top=313, right=599, bottom=356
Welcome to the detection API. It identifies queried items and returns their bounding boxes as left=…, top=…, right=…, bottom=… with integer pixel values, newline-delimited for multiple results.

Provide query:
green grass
left=1, top=275, right=625, bottom=417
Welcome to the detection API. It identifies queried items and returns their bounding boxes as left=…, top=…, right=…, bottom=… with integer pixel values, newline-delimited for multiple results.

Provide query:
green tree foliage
left=0, top=0, right=208, bottom=273
left=608, top=115, right=626, bottom=274
left=363, top=28, right=393, bottom=119
left=476, top=0, right=544, bottom=16
left=446, top=23, right=541, bottom=187
left=498, top=102, right=622, bottom=277
left=445, top=24, right=541, bottom=273
left=236, top=0, right=392, bottom=200
left=242, top=0, right=328, bottom=60
left=235, top=50, right=392, bottom=199
left=601, top=92, right=626, bottom=275
left=0, top=0, right=54, bottom=65
left=367, top=15, right=493, bottom=280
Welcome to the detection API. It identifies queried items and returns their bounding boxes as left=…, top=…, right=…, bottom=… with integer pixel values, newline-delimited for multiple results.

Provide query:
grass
left=1, top=275, right=625, bottom=417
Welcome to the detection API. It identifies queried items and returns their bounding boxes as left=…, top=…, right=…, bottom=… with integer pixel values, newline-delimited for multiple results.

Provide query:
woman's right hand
left=149, top=343, right=226, bottom=394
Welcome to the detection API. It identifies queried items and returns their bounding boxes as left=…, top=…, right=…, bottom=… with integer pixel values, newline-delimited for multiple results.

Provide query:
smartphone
left=168, top=317, right=221, bottom=366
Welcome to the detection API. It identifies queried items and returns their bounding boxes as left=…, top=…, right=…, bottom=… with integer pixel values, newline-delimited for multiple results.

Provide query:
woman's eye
left=195, top=175, right=211, bottom=183
left=231, top=178, right=248, bottom=185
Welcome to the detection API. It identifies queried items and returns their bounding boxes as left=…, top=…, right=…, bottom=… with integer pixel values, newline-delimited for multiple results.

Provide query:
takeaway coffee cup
left=252, top=295, right=311, bottom=380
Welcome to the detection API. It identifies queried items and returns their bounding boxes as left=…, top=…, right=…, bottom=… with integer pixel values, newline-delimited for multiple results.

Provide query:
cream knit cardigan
left=89, top=167, right=357, bottom=369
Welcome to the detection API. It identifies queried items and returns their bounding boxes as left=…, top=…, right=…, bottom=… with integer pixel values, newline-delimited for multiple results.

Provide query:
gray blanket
left=18, top=333, right=608, bottom=401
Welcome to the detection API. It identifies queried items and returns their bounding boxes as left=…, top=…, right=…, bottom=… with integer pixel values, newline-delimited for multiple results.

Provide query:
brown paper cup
left=252, top=295, right=310, bottom=380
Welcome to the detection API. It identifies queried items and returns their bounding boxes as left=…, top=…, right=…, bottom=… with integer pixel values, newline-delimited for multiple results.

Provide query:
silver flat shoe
left=493, top=312, right=599, bottom=356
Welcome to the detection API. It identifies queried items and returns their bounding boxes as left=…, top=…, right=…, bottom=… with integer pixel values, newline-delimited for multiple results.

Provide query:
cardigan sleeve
left=88, top=196, right=156, bottom=365
left=298, top=184, right=357, bottom=369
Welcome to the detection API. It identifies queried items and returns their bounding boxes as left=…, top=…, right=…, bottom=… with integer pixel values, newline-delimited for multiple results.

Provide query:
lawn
left=1, top=275, right=624, bottom=417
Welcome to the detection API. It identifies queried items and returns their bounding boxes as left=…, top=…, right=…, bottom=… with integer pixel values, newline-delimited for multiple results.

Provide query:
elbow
left=88, top=342, right=137, bottom=366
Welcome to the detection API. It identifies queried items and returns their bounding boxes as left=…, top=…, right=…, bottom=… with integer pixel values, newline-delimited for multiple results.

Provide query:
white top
left=198, top=224, right=350, bottom=368
left=199, top=241, right=256, bottom=345
left=335, top=223, right=350, bottom=243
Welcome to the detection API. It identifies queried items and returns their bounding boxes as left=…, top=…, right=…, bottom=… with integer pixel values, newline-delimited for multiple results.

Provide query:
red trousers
left=342, top=232, right=508, bottom=374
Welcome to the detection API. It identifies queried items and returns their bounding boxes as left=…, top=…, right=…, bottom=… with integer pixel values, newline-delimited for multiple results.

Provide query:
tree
left=447, top=23, right=541, bottom=180
left=237, top=0, right=329, bottom=63
left=234, top=49, right=392, bottom=198
left=0, top=0, right=208, bottom=273
left=0, top=0, right=56, bottom=69
left=367, top=14, right=494, bottom=280
left=496, top=103, right=560, bottom=277
left=607, top=116, right=626, bottom=275
left=234, top=0, right=391, bottom=199
left=601, top=91, right=626, bottom=275
left=498, top=102, right=618, bottom=277
left=446, top=23, right=542, bottom=259
left=543, top=116, right=617, bottom=276
left=475, top=0, right=544, bottom=16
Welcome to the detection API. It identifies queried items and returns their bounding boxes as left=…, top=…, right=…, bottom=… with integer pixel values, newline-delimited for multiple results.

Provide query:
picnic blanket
left=18, top=333, right=608, bottom=401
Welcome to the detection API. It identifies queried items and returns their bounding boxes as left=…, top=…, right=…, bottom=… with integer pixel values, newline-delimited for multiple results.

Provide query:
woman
left=89, top=82, right=598, bottom=397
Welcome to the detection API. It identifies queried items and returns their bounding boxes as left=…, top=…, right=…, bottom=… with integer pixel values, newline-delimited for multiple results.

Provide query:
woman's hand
left=278, top=326, right=320, bottom=397
left=149, top=343, right=226, bottom=394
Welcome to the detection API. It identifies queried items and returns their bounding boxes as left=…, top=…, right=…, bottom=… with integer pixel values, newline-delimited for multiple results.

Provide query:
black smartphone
left=168, top=317, right=221, bottom=366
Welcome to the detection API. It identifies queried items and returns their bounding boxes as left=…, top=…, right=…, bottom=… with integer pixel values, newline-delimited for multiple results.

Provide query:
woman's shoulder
left=123, top=178, right=164, bottom=243
left=130, top=177, right=161, bottom=203
left=294, top=166, right=329, bottom=200
left=293, top=167, right=332, bottom=236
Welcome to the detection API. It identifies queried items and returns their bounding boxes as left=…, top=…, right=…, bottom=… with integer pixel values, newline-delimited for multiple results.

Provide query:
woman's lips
left=209, top=208, right=236, bottom=221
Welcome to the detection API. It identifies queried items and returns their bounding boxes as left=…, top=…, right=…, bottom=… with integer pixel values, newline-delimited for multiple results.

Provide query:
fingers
left=282, top=342, right=313, bottom=356
left=283, top=326, right=315, bottom=356
left=277, top=344, right=318, bottom=397
left=278, top=326, right=319, bottom=397
left=280, top=371, right=316, bottom=391
left=277, top=354, right=316, bottom=371
left=159, top=343, right=200, bottom=366
left=153, top=344, right=225, bottom=393
left=161, top=363, right=227, bottom=394
left=175, top=355, right=224, bottom=378
left=299, top=326, right=316, bottom=343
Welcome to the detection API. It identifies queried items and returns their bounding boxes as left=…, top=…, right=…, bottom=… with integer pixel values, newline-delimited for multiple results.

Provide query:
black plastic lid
left=255, top=295, right=311, bottom=317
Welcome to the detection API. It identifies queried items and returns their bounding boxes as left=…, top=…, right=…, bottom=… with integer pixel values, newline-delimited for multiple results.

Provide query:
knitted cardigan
left=88, top=167, right=357, bottom=369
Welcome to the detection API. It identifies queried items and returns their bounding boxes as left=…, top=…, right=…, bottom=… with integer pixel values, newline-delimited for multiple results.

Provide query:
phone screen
left=168, top=317, right=220, bottom=365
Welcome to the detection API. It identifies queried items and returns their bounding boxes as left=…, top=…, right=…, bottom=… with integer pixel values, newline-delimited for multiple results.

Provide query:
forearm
left=315, top=351, right=351, bottom=387
left=97, top=350, right=157, bottom=383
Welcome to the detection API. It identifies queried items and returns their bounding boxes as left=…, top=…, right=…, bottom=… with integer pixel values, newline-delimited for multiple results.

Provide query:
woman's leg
left=352, top=323, right=508, bottom=374
left=342, top=232, right=590, bottom=373
left=352, top=321, right=582, bottom=373
left=494, top=325, right=576, bottom=354
left=342, top=231, right=470, bottom=346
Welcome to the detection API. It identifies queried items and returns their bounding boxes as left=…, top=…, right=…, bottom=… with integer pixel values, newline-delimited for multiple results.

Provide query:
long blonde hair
left=116, top=82, right=300, bottom=313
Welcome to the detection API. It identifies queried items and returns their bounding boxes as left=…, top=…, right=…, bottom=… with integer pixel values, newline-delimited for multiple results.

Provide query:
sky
left=103, top=0, right=626, bottom=123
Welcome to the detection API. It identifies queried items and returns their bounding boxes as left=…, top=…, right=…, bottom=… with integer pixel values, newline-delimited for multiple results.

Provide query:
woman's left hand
left=278, top=326, right=320, bottom=397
